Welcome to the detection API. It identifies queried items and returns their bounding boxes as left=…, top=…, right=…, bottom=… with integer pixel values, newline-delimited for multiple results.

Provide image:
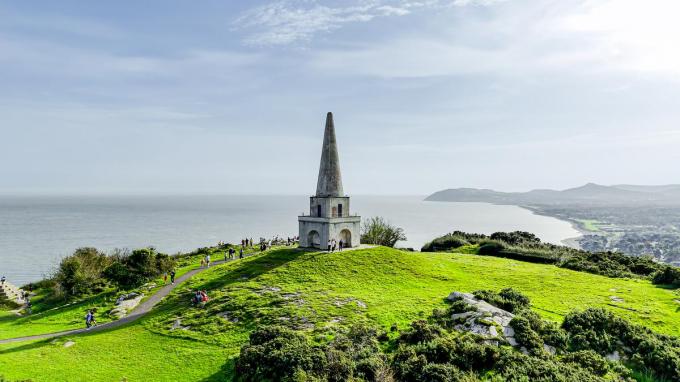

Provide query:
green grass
left=0, top=251, right=210, bottom=340
left=578, top=219, right=601, bottom=232
left=1, top=246, right=679, bottom=381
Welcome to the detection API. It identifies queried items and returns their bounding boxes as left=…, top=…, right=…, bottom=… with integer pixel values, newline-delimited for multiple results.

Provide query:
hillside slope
left=1, top=247, right=678, bottom=381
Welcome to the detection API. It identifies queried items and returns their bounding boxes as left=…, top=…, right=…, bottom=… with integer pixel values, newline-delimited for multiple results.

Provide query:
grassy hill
left=1, top=246, right=678, bottom=381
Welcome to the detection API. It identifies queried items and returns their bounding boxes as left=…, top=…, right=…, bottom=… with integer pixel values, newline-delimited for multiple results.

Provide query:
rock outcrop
left=447, top=291, right=517, bottom=347
left=110, top=293, right=144, bottom=319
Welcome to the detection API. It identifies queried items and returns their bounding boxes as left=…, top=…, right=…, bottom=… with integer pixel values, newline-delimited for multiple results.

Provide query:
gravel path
left=0, top=255, right=243, bottom=345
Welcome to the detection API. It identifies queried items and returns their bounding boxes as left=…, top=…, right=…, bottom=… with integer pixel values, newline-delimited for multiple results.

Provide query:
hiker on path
left=206, top=255, right=211, bottom=267
left=163, top=272, right=168, bottom=284
left=239, top=248, right=244, bottom=259
left=200, top=258, right=205, bottom=268
left=85, top=310, right=96, bottom=329
left=224, top=251, right=227, bottom=262
left=170, top=270, right=176, bottom=284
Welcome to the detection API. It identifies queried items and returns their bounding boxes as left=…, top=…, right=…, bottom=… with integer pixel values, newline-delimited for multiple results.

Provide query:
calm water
left=0, top=195, right=579, bottom=285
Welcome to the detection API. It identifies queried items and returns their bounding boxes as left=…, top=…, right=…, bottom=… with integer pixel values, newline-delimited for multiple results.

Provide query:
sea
left=0, top=195, right=580, bottom=285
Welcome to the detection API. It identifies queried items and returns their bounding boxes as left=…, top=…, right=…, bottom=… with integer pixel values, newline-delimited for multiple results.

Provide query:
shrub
left=104, top=248, right=175, bottom=289
left=562, top=308, right=680, bottom=381
left=472, top=288, right=530, bottom=313
left=399, top=320, right=443, bottom=344
left=509, top=316, right=544, bottom=354
left=54, top=247, right=110, bottom=297
left=235, top=326, right=327, bottom=381
left=421, top=233, right=471, bottom=252
left=652, top=265, right=680, bottom=287
left=360, top=216, right=407, bottom=247
left=560, top=350, right=610, bottom=376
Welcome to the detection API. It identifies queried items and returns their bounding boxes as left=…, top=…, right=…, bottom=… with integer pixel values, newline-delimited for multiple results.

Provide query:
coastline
left=520, top=205, right=585, bottom=249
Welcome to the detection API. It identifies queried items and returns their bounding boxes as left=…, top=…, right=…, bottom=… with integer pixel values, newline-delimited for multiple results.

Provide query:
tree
left=360, top=216, right=406, bottom=247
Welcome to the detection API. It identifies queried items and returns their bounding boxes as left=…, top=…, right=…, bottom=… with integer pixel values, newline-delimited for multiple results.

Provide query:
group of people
left=191, top=290, right=209, bottom=307
left=327, top=239, right=344, bottom=252
left=200, top=254, right=212, bottom=268
left=162, top=270, right=177, bottom=285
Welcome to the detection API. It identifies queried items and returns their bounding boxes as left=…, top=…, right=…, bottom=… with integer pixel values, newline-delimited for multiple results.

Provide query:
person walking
left=200, top=258, right=205, bottom=268
left=163, top=272, right=168, bottom=284
left=239, top=248, right=244, bottom=259
left=206, top=254, right=211, bottom=267
left=327, top=240, right=332, bottom=252
left=170, top=270, right=176, bottom=284
left=1, top=275, right=5, bottom=285
left=339, top=239, right=343, bottom=251
left=85, top=310, right=96, bottom=329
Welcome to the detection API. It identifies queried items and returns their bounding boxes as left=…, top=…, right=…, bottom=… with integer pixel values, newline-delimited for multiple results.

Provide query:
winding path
left=0, top=255, right=243, bottom=344
left=0, top=245, right=372, bottom=345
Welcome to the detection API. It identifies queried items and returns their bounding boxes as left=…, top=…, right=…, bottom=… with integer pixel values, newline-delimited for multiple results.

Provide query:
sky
left=1, top=0, right=679, bottom=195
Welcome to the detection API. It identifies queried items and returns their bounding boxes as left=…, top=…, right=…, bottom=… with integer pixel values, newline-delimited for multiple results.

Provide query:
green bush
left=360, top=216, right=407, bottom=247
left=421, top=233, right=471, bottom=252
left=652, top=265, right=680, bottom=286
left=104, top=248, right=175, bottom=289
left=560, top=350, right=610, bottom=376
left=472, top=288, right=530, bottom=313
left=54, top=247, right=110, bottom=297
left=562, top=308, right=680, bottom=381
left=235, top=326, right=327, bottom=381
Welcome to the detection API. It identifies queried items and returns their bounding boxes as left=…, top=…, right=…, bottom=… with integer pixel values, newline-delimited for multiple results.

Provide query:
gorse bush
left=472, top=288, right=530, bottom=313
left=562, top=308, right=680, bottom=381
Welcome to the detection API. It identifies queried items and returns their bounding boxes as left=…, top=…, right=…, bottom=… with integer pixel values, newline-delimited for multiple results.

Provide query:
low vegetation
left=234, top=288, right=680, bottom=381
left=422, top=231, right=680, bottom=286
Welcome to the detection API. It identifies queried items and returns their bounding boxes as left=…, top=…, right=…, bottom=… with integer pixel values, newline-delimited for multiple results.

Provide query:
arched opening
left=308, top=230, right=320, bottom=248
left=340, top=229, right=352, bottom=248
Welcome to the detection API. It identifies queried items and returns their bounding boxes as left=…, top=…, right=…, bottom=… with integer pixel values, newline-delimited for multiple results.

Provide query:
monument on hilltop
left=299, top=112, right=361, bottom=249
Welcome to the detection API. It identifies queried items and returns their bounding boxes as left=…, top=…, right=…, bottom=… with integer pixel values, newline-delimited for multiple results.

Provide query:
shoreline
left=520, top=205, right=586, bottom=249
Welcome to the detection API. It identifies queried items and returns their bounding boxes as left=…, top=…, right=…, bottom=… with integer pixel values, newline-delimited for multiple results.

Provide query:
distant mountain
left=425, top=183, right=680, bottom=205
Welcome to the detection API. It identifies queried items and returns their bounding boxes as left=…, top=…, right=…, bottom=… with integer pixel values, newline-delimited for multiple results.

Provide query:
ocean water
left=0, top=195, right=579, bottom=285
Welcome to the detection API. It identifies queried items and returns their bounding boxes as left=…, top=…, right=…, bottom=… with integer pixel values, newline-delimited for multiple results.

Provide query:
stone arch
left=340, top=229, right=352, bottom=248
left=308, top=230, right=320, bottom=248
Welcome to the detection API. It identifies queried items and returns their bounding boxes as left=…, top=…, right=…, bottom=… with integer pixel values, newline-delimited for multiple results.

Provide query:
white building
left=298, top=113, right=361, bottom=249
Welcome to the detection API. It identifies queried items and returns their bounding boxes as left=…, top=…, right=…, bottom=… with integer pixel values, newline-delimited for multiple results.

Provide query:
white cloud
left=233, top=0, right=503, bottom=45
left=303, top=0, right=680, bottom=80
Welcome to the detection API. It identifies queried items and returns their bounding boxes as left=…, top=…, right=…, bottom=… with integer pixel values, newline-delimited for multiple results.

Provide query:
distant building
left=299, top=112, right=361, bottom=249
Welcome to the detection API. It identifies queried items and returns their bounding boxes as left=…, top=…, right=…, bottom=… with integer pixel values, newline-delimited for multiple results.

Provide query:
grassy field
left=1, top=246, right=679, bottom=381
left=0, top=245, right=257, bottom=340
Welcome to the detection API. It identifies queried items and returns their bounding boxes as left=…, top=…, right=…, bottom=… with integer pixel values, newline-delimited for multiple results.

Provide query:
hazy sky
left=1, top=0, right=679, bottom=195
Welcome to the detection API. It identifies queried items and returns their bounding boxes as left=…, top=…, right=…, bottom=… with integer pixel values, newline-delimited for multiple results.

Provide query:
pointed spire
left=316, top=112, right=344, bottom=197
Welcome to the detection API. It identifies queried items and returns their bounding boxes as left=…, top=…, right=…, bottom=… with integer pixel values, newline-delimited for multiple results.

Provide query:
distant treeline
left=422, top=231, right=680, bottom=287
